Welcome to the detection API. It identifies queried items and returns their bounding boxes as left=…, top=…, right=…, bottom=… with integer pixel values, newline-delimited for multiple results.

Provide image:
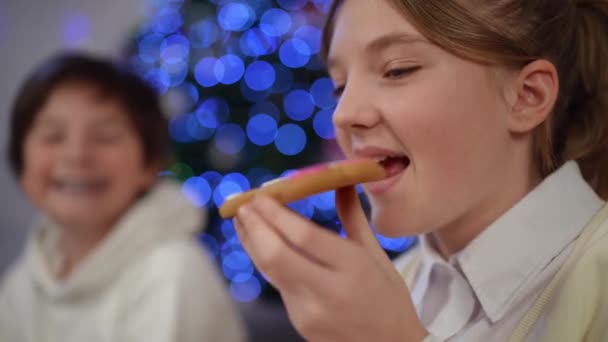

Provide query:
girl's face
left=21, top=82, right=158, bottom=232
left=329, top=0, right=526, bottom=237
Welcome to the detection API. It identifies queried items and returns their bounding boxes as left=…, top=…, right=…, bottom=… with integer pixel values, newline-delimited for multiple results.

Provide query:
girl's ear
left=506, top=59, right=559, bottom=134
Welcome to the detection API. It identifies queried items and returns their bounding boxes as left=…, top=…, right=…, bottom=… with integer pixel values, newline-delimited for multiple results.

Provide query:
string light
left=132, top=0, right=413, bottom=303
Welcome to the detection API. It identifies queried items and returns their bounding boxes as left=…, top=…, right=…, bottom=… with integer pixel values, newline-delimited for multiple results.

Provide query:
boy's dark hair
left=8, top=53, right=170, bottom=176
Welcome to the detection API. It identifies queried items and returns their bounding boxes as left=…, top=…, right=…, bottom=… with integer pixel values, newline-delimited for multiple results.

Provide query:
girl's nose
left=61, top=134, right=93, bottom=166
left=332, top=82, right=381, bottom=131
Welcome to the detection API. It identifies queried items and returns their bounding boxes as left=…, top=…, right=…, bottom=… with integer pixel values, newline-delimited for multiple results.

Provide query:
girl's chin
left=371, top=217, right=407, bottom=237
left=51, top=211, right=110, bottom=230
left=371, top=210, right=427, bottom=238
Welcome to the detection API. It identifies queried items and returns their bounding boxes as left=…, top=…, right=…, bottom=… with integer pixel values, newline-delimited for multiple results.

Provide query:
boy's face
left=328, top=0, right=524, bottom=237
left=20, top=81, right=158, bottom=232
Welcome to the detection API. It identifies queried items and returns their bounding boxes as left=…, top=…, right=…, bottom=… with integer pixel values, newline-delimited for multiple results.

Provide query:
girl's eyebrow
left=364, top=32, right=430, bottom=54
left=32, top=115, right=62, bottom=127
left=327, top=32, right=429, bottom=73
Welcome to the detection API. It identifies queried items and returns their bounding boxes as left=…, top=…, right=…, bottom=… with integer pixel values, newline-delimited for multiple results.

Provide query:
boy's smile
left=20, top=81, right=158, bottom=233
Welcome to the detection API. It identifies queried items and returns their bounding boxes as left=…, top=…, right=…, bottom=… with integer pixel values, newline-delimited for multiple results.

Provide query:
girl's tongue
left=379, top=156, right=410, bottom=177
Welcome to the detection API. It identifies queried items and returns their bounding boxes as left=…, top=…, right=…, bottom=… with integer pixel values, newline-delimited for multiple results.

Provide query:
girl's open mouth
left=367, top=155, right=410, bottom=195
left=379, top=155, right=410, bottom=176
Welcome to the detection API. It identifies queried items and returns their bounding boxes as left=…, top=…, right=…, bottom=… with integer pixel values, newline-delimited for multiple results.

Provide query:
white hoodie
left=0, top=180, right=246, bottom=342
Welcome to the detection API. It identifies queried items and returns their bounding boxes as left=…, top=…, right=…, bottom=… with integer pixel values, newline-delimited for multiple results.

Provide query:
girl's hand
left=234, top=186, right=428, bottom=342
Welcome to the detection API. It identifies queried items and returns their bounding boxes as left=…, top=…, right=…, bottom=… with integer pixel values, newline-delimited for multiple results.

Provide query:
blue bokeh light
left=193, top=108, right=216, bottom=131
left=230, top=275, right=262, bottom=303
left=197, top=97, right=231, bottom=127
left=277, top=0, right=308, bottom=11
left=138, top=33, right=164, bottom=63
left=223, top=250, right=253, bottom=271
left=169, top=114, right=194, bottom=143
left=217, top=3, right=256, bottom=32
left=201, top=170, right=223, bottom=189
left=288, top=198, right=315, bottom=219
left=176, top=82, right=200, bottom=110
left=189, top=18, right=219, bottom=49
left=280, top=169, right=296, bottom=178
left=223, top=173, right=251, bottom=193
left=160, top=33, right=189, bottom=64
left=63, top=13, right=90, bottom=47
left=182, top=176, right=212, bottom=208
left=215, top=54, right=245, bottom=85
left=221, top=237, right=244, bottom=257
left=144, top=68, right=171, bottom=94
left=214, top=123, right=246, bottom=155
left=310, top=77, right=337, bottom=109
left=260, top=8, right=292, bottom=37
left=294, top=25, right=321, bottom=54
left=213, top=179, right=245, bottom=207
left=356, top=184, right=365, bottom=194
left=221, top=220, right=237, bottom=239
left=222, top=255, right=255, bottom=282
left=284, top=89, right=315, bottom=121
left=160, top=60, right=188, bottom=87
left=187, top=113, right=215, bottom=141
left=152, top=7, right=183, bottom=34
left=137, top=0, right=349, bottom=305
left=245, top=61, right=276, bottom=91
left=194, top=57, right=220, bottom=87
left=240, top=27, right=279, bottom=57
left=275, top=124, right=307, bottom=156
left=375, top=235, right=418, bottom=253
left=310, top=190, right=335, bottom=211
left=247, top=114, right=278, bottom=146
left=313, top=108, right=335, bottom=140
left=279, top=38, right=311, bottom=68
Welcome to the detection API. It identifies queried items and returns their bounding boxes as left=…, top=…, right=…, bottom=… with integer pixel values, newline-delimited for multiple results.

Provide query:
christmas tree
left=127, top=0, right=416, bottom=304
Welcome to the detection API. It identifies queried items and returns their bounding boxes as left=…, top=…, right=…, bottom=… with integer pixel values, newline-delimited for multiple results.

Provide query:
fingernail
left=237, top=204, right=251, bottom=220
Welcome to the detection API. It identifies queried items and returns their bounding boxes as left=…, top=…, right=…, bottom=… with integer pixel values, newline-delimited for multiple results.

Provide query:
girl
left=233, top=0, right=608, bottom=341
left=0, top=54, right=245, bottom=342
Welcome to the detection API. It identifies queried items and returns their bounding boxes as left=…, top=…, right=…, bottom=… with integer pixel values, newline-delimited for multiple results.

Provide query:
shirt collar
left=417, top=161, right=604, bottom=323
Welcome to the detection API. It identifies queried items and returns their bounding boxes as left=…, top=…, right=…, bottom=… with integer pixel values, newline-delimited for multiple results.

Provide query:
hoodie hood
left=25, top=180, right=205, bottom=300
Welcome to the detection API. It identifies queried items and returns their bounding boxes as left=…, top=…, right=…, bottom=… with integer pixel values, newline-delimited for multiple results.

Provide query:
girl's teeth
left=54, top=180, right=105, bottom=194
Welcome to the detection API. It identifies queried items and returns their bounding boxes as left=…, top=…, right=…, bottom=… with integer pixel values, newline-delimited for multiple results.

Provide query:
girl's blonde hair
left=322, top=0, right=608, bottom=199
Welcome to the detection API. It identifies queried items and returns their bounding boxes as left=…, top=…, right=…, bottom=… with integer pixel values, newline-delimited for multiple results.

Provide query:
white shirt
left=395, top=162, right=605, bottom=341
left=0, top=181, right=246, bottom=342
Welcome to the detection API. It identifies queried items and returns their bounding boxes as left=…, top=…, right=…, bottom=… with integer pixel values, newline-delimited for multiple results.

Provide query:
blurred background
left=0, top=0, right=416, bottom=340
left=0, top=0, right=145, bottom=279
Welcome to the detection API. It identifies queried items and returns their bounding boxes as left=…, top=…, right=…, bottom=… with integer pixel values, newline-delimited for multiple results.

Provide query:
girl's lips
left=365, top=156, right=409, bottom=195
left=365, top=165, right=407, bottom=195
left=352, top=147, right=410, bottom=195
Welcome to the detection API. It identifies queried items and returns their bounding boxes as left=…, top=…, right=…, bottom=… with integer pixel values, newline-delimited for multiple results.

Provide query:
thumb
left=335, top=186, right=386, bottom=255
left=335, top=186, right=406, bottom=282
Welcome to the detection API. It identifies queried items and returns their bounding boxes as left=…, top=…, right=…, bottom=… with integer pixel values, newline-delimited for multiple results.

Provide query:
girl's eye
left=384, top=66, right=420, bottom=79
left=94, top=130, right=122, bottom=144
left=41, top=133, right=63, bottom=144
left=34, top=128, right=63, bottom=144
left=93, top=123, right=128, bottom=144
left=333, top=85, right=345, bottom=99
